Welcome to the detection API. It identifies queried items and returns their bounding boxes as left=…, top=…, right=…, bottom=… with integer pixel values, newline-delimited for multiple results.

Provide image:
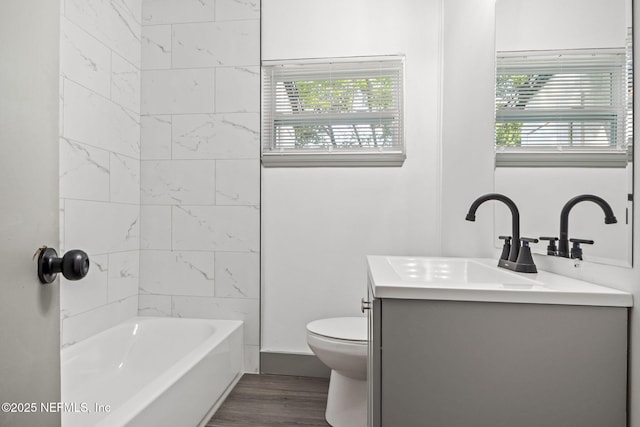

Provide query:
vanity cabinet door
left=378, top=299, right=627, bottom=427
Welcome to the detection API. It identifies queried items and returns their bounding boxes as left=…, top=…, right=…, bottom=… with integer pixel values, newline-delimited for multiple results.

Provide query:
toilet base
left=325, top=370, right=367, bottom=427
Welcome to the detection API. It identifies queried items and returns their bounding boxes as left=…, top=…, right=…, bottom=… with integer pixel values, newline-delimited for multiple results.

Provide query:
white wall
left=59, top=0, right=142, bottom=347
left=441, top=0, right=640, bottom=425
left=441, top=0, right=497, bottom=259
left=139, top=0, right=261, bottom=373
left=261, top=0, right=443, bottom=354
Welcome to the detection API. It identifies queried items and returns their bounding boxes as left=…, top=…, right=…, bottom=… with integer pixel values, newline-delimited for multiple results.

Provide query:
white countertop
left=367, top=256, right=633, bottom=307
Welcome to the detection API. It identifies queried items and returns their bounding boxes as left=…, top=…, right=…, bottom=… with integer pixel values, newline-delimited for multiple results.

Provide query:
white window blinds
left=495, top=49, right=632, bottom=167
left=262, top=56, right=405, bottom=167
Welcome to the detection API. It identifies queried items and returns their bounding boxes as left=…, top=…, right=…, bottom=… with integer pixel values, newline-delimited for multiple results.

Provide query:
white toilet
left=306, top=317, right=368, bottom=427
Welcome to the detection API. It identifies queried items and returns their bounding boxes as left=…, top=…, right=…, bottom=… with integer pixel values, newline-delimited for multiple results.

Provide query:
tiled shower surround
left=59, top=0, right=260, bottom=372
left=59, top=0, right=142, bottom=346
left=140, top=0, right=260, bottom=372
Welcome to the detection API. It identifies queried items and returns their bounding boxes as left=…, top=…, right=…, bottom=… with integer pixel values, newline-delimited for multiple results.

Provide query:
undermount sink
left=367, top=256, right=632, bottom=306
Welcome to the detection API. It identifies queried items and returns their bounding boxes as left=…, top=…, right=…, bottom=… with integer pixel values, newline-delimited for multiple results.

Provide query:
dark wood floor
left=206, top=374, right=331, bottom=427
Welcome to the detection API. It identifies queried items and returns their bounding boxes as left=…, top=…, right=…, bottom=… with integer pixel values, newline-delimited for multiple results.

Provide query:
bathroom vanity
left=365, top=256, right=633, bottom=427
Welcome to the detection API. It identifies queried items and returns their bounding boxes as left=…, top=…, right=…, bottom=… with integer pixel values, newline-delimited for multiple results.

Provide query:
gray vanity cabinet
left=367, top=290, right=628, bottom=426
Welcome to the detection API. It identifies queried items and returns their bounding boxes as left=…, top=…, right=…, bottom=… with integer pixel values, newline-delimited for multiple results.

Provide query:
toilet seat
left=306, top=317, right=367, bottom=342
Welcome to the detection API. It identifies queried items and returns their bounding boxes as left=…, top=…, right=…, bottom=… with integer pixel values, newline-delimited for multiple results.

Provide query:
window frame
left=261, top=55, right=406, bottom=167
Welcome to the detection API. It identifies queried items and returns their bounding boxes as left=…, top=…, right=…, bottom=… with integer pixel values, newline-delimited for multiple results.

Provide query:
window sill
left=495, top=149, right=631, bottom=168
left=261, top=151, right=406, bottom=167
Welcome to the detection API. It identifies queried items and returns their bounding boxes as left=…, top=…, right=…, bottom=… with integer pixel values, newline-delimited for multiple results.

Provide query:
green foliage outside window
left=278, top=77, right=396, bottom=149
left=495, top=74, right=532, bottom=147
left=496, top=122, right=523, bottom=146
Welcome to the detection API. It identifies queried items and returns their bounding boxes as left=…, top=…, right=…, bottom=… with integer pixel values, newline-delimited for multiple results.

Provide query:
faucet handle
left=498, top=236, right=511, bottom=261
left=569, top=238, right=594, bottom=260
left=570, top=238, right=594, bottom=245
left=539, top=236, right=559, bottom=256
left=520, top=237, right=539, bottom=245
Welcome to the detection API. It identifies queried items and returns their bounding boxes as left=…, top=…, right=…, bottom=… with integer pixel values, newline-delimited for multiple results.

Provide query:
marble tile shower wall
left=139, top=0, right=260, bottom=372
left=59, top=0, right=142, bottom=347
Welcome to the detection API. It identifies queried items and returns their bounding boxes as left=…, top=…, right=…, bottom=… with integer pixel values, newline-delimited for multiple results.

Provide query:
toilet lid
left=306, top=317, right=367, bottom=342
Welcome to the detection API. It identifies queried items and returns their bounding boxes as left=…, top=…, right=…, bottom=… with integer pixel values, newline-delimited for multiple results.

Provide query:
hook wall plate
left=37, top=247, right=90, bottom=284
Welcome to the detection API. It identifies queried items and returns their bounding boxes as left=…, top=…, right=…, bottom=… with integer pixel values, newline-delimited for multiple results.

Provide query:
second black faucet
left=556, top=194, right=617, bottom=258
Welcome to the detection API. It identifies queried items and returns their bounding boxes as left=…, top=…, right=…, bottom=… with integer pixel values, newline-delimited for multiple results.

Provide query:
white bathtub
left=61, top=317, right=244, bottom=427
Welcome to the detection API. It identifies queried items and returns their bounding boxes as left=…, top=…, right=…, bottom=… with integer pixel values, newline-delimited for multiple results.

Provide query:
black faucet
left=466, top=193, right=538, bottom=273
left=465, top=193, right=521, bottom=263
left=557, top=194, right=617, bottom=258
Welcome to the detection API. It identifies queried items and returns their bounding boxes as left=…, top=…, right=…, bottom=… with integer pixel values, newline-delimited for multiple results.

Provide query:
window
left=261, top=56, right=405, bottom=167
left=495, top=49, right=632, bottom=167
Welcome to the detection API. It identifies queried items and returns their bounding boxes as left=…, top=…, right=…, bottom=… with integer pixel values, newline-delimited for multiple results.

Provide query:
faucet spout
left=558, top=194, right=617, bottom=257
left=466, top=193, right=520, bottom=262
